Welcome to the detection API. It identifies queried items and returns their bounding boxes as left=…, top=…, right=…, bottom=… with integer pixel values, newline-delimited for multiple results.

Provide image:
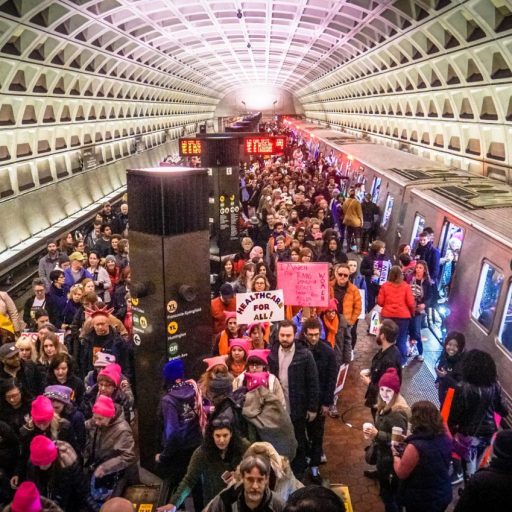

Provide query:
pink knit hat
left=247, top=349, right=271, bottom=365
left=245, top=371, right=270, bottom=392
left=224, top=311, right=237, bottom=323
left=326, top=298, right=338, bottom=312
left=98, top=363, right=122, bottom=387
left=203, top=355, right=228, bottom=371
left=92, top=395, right=116, bottom=418
left=247, top=322, right=269, bottom=333
left=31, top=396, right=54, bottom=423
left=229, top=338, right=251, bottom=355
left=11, top=481, right=42, bottom=512
left=30, top=435, right=58, bottom=467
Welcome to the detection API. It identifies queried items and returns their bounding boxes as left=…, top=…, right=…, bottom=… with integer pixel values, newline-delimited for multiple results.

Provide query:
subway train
left=291, top=120, right=512, bottom=415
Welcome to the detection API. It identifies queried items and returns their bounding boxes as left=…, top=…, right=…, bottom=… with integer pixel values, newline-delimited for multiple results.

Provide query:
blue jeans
left=383, top=317, right=410, bottom=365
left=408, top=314, right=423, bottom=355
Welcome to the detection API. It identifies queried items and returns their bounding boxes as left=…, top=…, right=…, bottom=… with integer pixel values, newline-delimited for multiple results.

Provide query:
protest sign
left=358, top=289, right=366, bottom=319
left=277, top=262, right=329, bottom=307
left=236, top=290, right=285, bottom=324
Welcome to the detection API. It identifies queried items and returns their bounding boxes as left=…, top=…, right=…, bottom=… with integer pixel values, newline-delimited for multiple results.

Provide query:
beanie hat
left=326, top=298, right=338, bottom=312
left=203, top=355, right=228, bottom=372
left=209, top=372, right=234, bottom=394
left=229, top=338, right=251, bottom=355
left=92, top=395, right=115, bottom=418
left=493, top=430, right=512, bottom=460
left=245, top=372, right=270, bottom=392
left=31, top=396, right=54, bottom=423
left=247, top=321, right=269, bottom=333
left=224, top=311, right=237, bottom=323
left=94, top=351, right=116, bottom=368
left=98, top=363, right=122, bottom=387
left=44, top=385, right=72, bottom=405
left=247, top=349, right=271, bottom=365
left=378, top=368, right=401, bottom=394
left=163, top=358, right=185, bottom=384
left=30, top=435, right=58, bottom=467
left=219, top=283, right=234, bottom=297
left=11, top=482, right=42, bottom=512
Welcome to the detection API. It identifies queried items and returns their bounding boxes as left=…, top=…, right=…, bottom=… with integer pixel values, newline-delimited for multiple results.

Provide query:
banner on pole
left=236, top=290, right=285, bottom=324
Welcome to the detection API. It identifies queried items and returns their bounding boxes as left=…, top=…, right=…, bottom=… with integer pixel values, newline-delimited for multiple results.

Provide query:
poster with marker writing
left=277, top=262, right=330, bottom=307
left=236, top=290, right=285, bottom=324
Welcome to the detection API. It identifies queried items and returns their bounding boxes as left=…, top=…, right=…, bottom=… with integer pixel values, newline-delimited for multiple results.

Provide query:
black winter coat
left=454, top=459, right=512, bottom=512
left=365, top=345, right=402, bottom=408
left=306, top=340, right=337, bottom=408
left=448, top=382, right=508, bottom=438
left=268, top=341, right=319, bottom=422
left=0, top=360, right=45, bottom=399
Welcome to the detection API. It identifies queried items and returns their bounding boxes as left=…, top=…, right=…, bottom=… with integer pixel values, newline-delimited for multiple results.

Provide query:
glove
left=306, top=411, right=317, bottom=422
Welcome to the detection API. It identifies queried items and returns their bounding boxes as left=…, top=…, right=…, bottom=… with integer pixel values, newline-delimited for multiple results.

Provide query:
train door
left=370, top=177, right=382, bottom=203
left=410, top=213, right=426, bottom=253
left=437, top=220, right=465, bottom=302
left=381, top=193, right=394, bottom=230
left=471, top=260, right=504, bottom=332
left=498, top=284, right=512, bottom=356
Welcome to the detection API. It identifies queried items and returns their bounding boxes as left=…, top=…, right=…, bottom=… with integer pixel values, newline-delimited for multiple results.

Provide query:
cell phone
left=221, top=471, right=232, bottom=483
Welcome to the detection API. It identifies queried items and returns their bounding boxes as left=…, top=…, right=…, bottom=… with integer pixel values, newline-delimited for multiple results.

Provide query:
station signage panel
left=179, top=138, right=203, bottom=156
left=244, top=136, right=286, bottom=155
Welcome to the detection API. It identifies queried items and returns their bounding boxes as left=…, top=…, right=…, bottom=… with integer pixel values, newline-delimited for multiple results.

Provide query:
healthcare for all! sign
left=236, top=290, right=285, bottom=324
left=277, top=262, right=330, bottom=307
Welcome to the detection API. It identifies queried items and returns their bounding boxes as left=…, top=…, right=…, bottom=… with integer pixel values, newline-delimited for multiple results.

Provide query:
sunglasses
left=211, top=417, right=232, bottom=428
left=337, top=273, right=349, bottom=277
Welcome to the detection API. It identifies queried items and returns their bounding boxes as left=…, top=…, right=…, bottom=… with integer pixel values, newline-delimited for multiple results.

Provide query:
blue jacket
left=46, top=284, right=67, bottom=328
left=63, top=267, right=93, bottom=293
left=398, top=433, right=452, bottom=511
left=414, top=242, right=440, bottom=283
left=293, top=311, right=326, bottom=340
left=306, top=340, right=337, bottom=407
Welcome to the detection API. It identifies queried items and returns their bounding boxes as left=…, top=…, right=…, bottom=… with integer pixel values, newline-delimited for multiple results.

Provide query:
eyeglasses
left=6, top=390, right=21, bottom=401
left=337, top=273, right=349, bottom=277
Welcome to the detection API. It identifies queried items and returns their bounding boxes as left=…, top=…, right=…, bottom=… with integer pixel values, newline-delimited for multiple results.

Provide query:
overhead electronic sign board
left=179, top=138, right=203, bottom=156
left=244, top=136, right=286, bottom=155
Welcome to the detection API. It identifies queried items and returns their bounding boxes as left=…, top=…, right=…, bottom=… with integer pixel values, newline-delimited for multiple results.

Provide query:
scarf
left=323, top=314, right=339, bottom=348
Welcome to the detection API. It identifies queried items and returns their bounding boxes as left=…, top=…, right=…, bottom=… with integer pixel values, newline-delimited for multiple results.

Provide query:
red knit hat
left=31, top=396, right=54, bottom=423
left=92, top=395, right=116, bottom=418
left=30, top=435, right=58, bottom=467
left=378, top=368, right=401, bottom=393
left=98, top=363, right=122, bottom=387
left=11, top=482, right=42, bottom=512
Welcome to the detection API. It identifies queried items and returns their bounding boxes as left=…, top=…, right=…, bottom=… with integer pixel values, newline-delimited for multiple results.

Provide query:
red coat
left=377, top=281, right=415, bottom=319
left=210, top=296, right=236, bottom=334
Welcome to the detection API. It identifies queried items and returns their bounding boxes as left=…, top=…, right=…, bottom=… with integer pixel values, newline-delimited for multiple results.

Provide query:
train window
left=472, top=261, right=504, bottom=331
left=410, top=214, right=425, bottom=249
left=438, top=222, right=464, bottom=301
left=371, top=177, right=381, bottom=202
left=381, top=194, right=394, bottom=229
left=498, top=285, right=512, bottom=354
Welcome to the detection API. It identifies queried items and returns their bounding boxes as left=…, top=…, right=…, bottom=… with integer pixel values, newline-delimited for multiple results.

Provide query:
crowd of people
left=0, top=120, right=511, bottom=512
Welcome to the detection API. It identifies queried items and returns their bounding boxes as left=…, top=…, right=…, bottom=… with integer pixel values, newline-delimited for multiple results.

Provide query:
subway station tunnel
left=1, top=2, right=512, bottom=510
left=1, top=0, right=512, bottom=261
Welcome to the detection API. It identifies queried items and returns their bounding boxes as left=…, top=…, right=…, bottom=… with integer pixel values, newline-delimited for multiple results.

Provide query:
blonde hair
left=15, top=335, right=37, bottom=362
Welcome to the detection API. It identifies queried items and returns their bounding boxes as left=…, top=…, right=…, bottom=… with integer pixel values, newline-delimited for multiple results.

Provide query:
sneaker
left=328, top=405, right=340, bottom=418
left=451, top=472, right=463, bottom=485
left=416, top=355, right=424, bottom=362
left=320, top=453, right=327, bottom=464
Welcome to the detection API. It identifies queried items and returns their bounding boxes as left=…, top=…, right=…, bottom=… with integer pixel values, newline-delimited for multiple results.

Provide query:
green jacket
left=170, top=439, right=250, bottom=508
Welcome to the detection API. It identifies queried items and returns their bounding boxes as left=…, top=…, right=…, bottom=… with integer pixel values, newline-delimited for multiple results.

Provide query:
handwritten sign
left=277, top=262, right=329, bottom=307
left=25, top=332, right=65, bottom=344
left=236, top=290, right=285, bottom=324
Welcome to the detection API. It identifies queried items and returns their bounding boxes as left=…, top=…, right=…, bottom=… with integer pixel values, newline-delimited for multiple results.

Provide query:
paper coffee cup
left=363, top=422, right=373, bottom=439
left=360, top=369, right=370, bottom=377
left=391, top=426, right=404, bottom=444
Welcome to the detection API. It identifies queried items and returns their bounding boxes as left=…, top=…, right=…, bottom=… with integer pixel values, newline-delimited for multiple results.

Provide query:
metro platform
left=319, top=322, right=462, bottom=512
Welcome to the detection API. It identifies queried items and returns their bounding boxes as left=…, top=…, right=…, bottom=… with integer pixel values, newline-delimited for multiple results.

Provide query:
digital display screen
left=179, top=138, right=202, bottom=156
left=244, top=136, right=286, bottom=155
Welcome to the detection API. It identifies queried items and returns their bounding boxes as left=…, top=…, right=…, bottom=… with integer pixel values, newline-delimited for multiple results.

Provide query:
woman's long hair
left=410, top=400, right=445, bottom=436
left=203, top=421, right=245, bottom=463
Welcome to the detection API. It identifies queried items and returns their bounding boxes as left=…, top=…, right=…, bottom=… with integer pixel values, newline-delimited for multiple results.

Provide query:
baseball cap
left=0, top=343, right=19, bottom=359
left=69, top=252, right=85, bottom=262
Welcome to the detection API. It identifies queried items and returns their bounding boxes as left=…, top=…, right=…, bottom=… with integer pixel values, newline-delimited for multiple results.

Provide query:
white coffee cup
left=391, top=426, right=404, bottom=444
left=363, top=422, right=373, bottom=439
left=360, top=369, right=370, bottom=377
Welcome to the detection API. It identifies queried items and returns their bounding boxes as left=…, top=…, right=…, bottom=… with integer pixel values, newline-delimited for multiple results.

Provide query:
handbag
left=365, top=441, right=378, bottom=465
